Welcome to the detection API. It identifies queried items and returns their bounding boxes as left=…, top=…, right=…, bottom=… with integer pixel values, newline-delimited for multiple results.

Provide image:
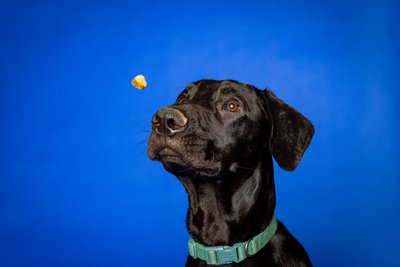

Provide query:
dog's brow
left=220, top=86, right=236, bottom=94
left=185, top=84, right=197, bottom=93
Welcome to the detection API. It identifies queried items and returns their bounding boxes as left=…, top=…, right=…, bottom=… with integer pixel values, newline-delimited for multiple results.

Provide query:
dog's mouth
left=157, top=147, right=184, bottom=165
left=148, top=138, right=221, bottom=177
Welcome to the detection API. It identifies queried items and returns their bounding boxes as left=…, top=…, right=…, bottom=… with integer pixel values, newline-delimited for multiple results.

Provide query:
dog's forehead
left=184, top=80, right=257, bottom=100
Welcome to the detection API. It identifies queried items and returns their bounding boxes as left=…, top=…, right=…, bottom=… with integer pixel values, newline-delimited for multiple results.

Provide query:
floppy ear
left=262, top=89, right=314, bottom=171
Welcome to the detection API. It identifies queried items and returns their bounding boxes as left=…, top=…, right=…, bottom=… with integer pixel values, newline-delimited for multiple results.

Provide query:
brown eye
left=223, top=100, right=240, bottom=112
left=176, top=95, right=187, bottom=104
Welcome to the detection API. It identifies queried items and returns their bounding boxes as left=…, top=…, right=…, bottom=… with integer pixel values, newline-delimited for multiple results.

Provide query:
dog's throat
left=180, top=158, right=276, bottom=247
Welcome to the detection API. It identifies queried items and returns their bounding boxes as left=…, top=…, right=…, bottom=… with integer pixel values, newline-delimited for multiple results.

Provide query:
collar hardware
left=188, top=215, right=278, bottom=265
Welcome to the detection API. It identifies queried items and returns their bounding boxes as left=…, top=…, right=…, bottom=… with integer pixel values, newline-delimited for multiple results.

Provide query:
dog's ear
left=261, top=89, right=314, bottom=171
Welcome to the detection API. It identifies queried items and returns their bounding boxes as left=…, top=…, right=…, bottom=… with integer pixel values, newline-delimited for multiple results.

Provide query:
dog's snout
left=152, top=107, right=188, bottom=135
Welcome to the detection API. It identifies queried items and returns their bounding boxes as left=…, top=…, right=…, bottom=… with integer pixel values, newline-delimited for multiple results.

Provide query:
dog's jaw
left=148, top=132, right=222, bottom=177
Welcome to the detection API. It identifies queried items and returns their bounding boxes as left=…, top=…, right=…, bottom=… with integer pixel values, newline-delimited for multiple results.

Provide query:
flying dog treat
left=131, top=75, right=147, bottom=90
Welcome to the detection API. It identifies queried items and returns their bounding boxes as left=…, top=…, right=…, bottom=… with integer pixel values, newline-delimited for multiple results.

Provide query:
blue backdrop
left=1, top=0, right=399, bottom=266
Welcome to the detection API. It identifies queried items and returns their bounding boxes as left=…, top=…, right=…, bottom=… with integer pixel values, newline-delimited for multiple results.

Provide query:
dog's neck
left=177, top=153, right=276, bottom=246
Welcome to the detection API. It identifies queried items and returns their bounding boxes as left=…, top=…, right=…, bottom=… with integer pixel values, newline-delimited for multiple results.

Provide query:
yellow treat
left=131, top=74, right=147, bottom=90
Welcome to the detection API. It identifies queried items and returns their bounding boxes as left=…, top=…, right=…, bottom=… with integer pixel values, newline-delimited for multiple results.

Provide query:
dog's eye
left=176, top=95, right=187, bottom=104
left=223, top=100, right=241, bottom=112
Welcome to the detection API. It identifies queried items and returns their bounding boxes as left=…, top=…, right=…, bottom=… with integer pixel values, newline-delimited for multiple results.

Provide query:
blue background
left=1, top=0, right=399, bottom=266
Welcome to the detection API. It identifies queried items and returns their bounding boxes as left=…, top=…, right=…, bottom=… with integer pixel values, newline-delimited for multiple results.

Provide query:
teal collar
left=188, top=215, right=278, bottom=265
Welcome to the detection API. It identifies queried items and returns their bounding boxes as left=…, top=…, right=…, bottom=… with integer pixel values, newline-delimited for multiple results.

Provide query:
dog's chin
left=156, top=148, right=221, bottom=178
left=158, top=150, right=188, bottom=174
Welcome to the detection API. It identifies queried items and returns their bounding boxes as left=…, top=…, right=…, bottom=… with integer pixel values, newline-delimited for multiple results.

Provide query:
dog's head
left=148, top=80, right=314, bottom=178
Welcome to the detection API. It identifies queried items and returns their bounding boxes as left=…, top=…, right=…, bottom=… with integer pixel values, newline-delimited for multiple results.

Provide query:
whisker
left=137, top=146, right=148, bottom=157
left=136, top=138, right=148, bottom=145
left=135, top=138, right=148, bottom=149
left=235, top=165, right=255, bottom=171
left=173, top=168, right=188, bottom=174
left=135, top=138, right=149, bottom=157
left=130, top=117, right=152, bottom=135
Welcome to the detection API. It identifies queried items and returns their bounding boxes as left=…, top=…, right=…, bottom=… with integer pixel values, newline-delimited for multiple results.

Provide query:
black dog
left=148, top=80, right=314, bottom=266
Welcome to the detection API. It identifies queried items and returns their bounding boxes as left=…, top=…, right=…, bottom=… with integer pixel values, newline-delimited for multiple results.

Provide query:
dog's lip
left=149, top=144, right=185, bottom=164
left=148, top=135, right=182, bottom=161
left=158, top=147, right=182, bottom=159
left=151, top=145, right=221, bottom=177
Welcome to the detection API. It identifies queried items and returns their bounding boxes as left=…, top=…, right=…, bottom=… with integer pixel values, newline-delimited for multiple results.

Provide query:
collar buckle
left=188, top=215, right=278, bottom=265
left=244, top=238, right=253, bottom=258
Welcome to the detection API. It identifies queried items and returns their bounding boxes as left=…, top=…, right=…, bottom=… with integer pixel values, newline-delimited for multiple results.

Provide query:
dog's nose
left=152, top=107, right=188, bottom=135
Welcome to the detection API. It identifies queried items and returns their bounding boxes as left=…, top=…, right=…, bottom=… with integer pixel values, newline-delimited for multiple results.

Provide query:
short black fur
left=148, top=80, right=314, bottom=266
